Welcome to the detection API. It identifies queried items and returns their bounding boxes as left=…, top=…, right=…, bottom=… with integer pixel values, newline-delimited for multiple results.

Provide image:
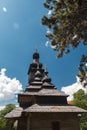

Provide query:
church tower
left=5, top=51, right=87, bottom=130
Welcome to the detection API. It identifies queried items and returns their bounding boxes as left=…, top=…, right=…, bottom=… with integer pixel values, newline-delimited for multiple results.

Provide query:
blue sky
left=0, top=0, right=87, bottom=107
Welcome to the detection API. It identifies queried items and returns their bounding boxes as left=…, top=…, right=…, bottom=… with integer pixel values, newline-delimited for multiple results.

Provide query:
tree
left=77, top=55, right=87, bottom=86
left=72, top=89, right=87, bottom=129
left=0, top=118, right=7, bottom=130
left=0, top=104, right=15, bottom=130
left=42, top=0, right=87, bottom=82
left=0, top=104, right=15, bottom=117
left=42, top=0, right=87, bottom=57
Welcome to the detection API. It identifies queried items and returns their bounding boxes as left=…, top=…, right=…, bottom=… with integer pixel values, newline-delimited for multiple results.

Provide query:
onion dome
left=31, top=62, right=37, bottom=69
left=31, top=51, right=42, bottom=69
left=30, top=62, right=42, bottom=69
left=33, top=51, right=39, bottom=60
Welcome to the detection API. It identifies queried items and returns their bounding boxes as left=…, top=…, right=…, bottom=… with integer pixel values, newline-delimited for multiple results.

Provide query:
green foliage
left=73, top=89, right=87, bottom=109
left=42, top=0, right=87, bottom=83
left=13, top=126, right=17, bottom=130
left=77, top=55, right=87, bottom=87
left=72, top=89, right=87, bottom=130
left=0, top=104, right=15, bottom=117
left=42, top=0, right=87, bottom=57
left=0, top=104, right=15, bottom=130
left=0, top=118, right=7, bottom=130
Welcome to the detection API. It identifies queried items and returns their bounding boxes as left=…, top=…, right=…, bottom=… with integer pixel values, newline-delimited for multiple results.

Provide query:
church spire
left=27, top=50, right=43, bottom=83
left=33, top=50, right=39, bottom=62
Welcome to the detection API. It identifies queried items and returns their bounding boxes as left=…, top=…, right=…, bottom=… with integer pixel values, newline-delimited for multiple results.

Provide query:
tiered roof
left=24, top=51, right=66, bottom=96
left=5, top=51, right=87, bottom=119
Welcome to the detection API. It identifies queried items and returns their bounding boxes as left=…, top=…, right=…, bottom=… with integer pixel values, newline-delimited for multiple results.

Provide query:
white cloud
left=61, top=76, right=87, bottom=101
left=48, top=10, right=52, bottom=16
left=50, top=44, right=56, bottom=49
left=0, top=68, right=23, bottom=103
left=45, top=41, right=49, bottom=47
left=86, top=63, right=87, bottom=67
left=72, top=35, right=77, bottom=40
left=47, top=28, right=51, bottom=34
left=2, top=7, right=7, bottom=13
left=0, top=106, right=5, bottom=110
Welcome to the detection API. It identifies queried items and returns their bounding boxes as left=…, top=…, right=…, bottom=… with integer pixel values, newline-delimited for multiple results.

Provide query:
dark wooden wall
left=17, top=112, right=80, bottom=130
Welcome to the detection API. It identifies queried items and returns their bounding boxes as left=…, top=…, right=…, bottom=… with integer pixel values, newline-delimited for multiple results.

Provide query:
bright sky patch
left=2, top=7, right=7, bottom=12
left=45, top=41, right=49, bottom=47
left=13, top=22, right=20, bottom=30
left=61, top=76, right=87, bottom=101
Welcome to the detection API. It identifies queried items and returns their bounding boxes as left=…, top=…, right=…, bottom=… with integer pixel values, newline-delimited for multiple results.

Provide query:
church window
left=52, top=121, right=60, bottom=130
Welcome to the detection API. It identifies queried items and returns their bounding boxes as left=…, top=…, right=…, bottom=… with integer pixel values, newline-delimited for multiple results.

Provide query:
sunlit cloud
left=46, top=28, right=51, bottom=34
left=2, top=6, right=7, bottom=13
left=0, top=68, right=23, bottom=103
left=45, top=28, right=51, bottom=47
left=86, top=63, right=87, bottom=67
left=48, top=10, right=52, bottom=16
left=45, top=41, right=49, bottom=47
left=61, top=76, right=87, bottom=101
left=72, top=35, right=77, bottom=40
left=50, top=45, right=56, bottom=49
left=0, top=106, right=5, bottom=110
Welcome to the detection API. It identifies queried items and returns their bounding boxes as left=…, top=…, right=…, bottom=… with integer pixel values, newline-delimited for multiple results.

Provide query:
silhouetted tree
left=42, top=0, right=87, bottom=83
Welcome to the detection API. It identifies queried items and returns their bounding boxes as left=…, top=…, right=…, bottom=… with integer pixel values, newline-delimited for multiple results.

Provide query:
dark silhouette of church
left=5, top=51, right=86, bottom=130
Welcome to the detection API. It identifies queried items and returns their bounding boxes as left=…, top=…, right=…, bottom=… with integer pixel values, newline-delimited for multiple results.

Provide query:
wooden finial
left=35, top=44, right=38, bottom=53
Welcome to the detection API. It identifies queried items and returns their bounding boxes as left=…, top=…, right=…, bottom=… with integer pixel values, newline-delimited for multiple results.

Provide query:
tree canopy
left=72, top=89, right=87, bottom=129
left=0, top=104, right=15, bottom=130
left=42, top=0, right=87, bottom=57
left=42, top=0, right=87, bottom=83
left=77, top=55, right=87, bottom=86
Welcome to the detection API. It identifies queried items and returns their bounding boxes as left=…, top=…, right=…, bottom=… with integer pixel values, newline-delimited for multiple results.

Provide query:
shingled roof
left=5, top=103, right=87, bottom=118
left=38, top=88, right=67, bottom=96
left=5, top=107, right=23, bottom=119
left=24, top=104, right=87, bottom=113
left=5, top=51, right=87, bottom=119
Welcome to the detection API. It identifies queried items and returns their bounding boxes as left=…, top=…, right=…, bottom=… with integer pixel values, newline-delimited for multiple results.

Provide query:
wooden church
left=5, top=51, right=87, bottom=130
